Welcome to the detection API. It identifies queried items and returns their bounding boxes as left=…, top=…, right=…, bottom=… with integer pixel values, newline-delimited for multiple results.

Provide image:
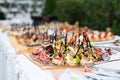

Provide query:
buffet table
left=0, top=30, right=55, bottom=80
left=1, top=24, right=120, bottom=80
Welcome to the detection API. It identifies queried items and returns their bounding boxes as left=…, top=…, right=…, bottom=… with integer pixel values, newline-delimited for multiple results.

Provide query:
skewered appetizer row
left=70, top=27, right=114, bottom=42
left=32, top=33, right=116, bottom=67
left=8, top=22, right=115, bottom=46
left=9, top=23, right=66, bottom=46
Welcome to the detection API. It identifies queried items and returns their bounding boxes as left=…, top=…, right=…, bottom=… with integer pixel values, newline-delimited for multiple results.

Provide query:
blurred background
left=0, top=0, right=120, bottom=35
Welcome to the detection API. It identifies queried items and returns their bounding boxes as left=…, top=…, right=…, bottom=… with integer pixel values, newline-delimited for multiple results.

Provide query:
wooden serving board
left=23, top=53, right=92, bottom=80
left=23, top=53, right=92, bottom=71
left=8, top=36, right=36, bottom=54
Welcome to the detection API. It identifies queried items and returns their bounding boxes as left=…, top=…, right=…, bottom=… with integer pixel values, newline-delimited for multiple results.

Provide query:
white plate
left=91, top=36, right=120, bottom=45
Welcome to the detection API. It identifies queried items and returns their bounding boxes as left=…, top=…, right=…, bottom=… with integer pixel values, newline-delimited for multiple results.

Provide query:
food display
left=8, top=22, right=72, bottom=46
left=70, top=27, right=115, bottom=42
left=8, top=22, right=115, bottom=47
left=1, top=21, right=120, bottom=80
left=31, top=33, right=116, bottom=67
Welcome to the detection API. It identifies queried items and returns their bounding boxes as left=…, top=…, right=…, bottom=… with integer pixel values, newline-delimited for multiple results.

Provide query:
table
left=1, top=28, right=120, bottom=80
left=0, top=30, right=55, bottom=80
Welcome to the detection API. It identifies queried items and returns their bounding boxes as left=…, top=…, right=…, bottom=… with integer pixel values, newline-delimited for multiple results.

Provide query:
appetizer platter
left=8, top=22, right=116, bottom=46
left=69, top=27, right=115, bottom=44
left=7, top=22, right=68, bottom=54
left=26, top=33, right=117, bottom=70
left=8, top=22, right=70, bottom=47
left=7, top=22, right=118, bottom=55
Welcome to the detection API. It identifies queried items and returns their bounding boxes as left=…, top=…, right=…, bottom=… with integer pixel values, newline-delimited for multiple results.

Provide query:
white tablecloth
left=0, top=30, right=55, bottom=80
left=0, top=29, right=120, bottom=80
left=0, top=30, right=18, bottom=80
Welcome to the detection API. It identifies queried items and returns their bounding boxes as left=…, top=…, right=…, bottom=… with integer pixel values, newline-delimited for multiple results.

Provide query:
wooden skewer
left=81, top=42, right=88, bottom=57
left=74, top=39, right=81, bottom=58
left=87, top=37, right=101, bottom=60
left=65, top=33, right=67, bottom=51
left=54, top=30, right=57, bottom=41
left=60, top=41, right=63, bottom=51
left=42, top=34, right=45, bottom=43
left=63, top=33, right=67, bottom=54
left=87, top=37, right=93, bottom=51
